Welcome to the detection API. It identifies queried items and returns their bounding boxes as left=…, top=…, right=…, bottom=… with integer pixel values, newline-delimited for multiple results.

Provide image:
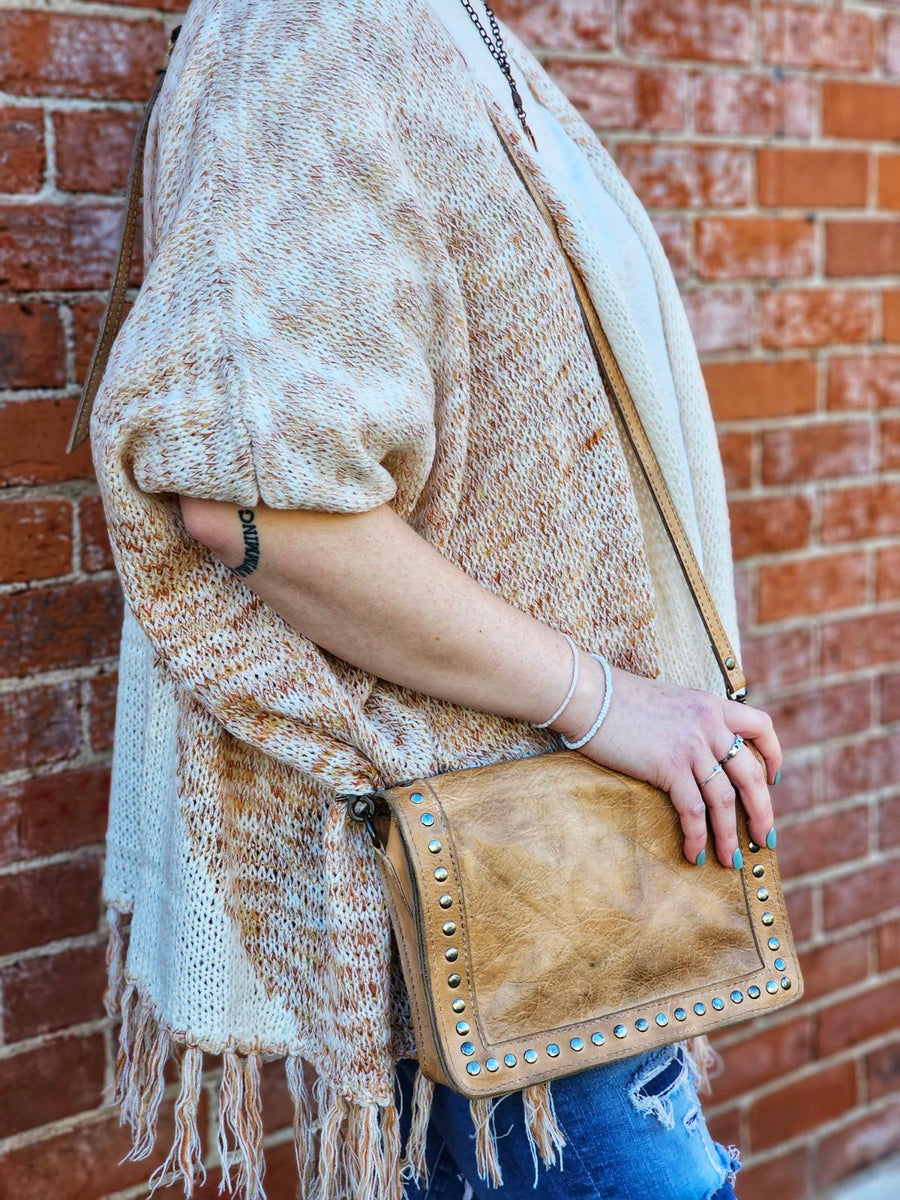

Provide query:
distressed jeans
left=394, top=1043, right=741, bottom=1200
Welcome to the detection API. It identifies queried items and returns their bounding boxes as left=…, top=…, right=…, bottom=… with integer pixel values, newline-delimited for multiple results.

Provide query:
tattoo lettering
left=232, top=508, right=260, bottom=577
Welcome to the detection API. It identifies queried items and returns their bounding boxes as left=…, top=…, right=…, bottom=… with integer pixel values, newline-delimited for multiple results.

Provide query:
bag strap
left=65, top=28, right=179, bottom=455
left=65, top=28, right=746, bottom=701
left=487, top=110, right=746, bottom=701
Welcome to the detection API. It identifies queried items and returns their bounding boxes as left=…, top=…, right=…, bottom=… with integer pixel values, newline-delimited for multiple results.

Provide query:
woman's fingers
left=722, top=698, right=782, bottom=786
left=722, top=739, right=776, bottom=851
left=697, top=763, right=740, bottom=868
left=668, top=771, right=711, bottom=866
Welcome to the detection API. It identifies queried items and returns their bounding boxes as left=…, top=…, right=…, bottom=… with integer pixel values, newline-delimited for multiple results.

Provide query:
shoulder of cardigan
left=66, top=22, right=747, bottom=703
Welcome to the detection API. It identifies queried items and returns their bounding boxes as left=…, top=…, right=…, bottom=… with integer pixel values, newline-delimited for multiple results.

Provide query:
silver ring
left=698, top=762, right=724, bottom=788
left=718, top=734, right=744, bottom=766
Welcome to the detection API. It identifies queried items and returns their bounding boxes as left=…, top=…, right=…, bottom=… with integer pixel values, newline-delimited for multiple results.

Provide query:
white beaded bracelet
left=532, top=632, right=580, bottom=729
left=560, top=653, right=613, bottom=750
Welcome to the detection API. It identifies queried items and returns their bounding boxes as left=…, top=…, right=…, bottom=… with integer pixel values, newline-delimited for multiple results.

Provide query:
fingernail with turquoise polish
left=732, top=847, right=744, bottom=870
left=766, top=826, right=777, bottom=849
left=773, top=769, right=782, bottom=785
left=695, top=849, right=706, bottom=867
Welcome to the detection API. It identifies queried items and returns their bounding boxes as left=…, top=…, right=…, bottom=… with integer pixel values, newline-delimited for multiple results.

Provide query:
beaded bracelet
left=560, top=653, right=613, bottom=750
left=532, top=632, right=580, bottom=729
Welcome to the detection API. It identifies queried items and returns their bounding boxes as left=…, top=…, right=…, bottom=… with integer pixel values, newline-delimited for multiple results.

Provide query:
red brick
left=0, top=399, right=94, bottom=486
left=881, top=793, right=900, bottom=850
left=0, top=105, right=44, bottom=192
left=79, top=493, right=114, bottom=572
left=886, top=291, right=900, bottom=342
left=0, top=301, right=66, bottom=389
left=705, top=1106, right=741, bottom=1153
left=618, top=142, right=750, bottom=208
left=742, top=627, right=813, bottom=691
left=758, top=147, right=869, bottom=210
left=868, top=1040, right=900, bottom=1101
left=825, top=81, right=900, bottom=141
left=822, top=481, right=900, bottom=543
left=709, top=1016, right=814, bottom=1104
left=0, top=858, right=101, bottom=956
left=761, top=289, right=877, bottom=348
left=71, top=299, right=107, bottom=383
left=89, top=669, right=118, bottom=753
left=683, top=287, right=755, bottom=354
left=879, top=155, right=900, bottom=210
left=815, top=1100, right=900, bottom=1189
left=827, top=221, right=900, bottom=278
left=697, top=216, right=815, bottom=281
left=757, top=552, right=868, bottom=622
left=500, top=1, right=614, bottom=52
left=0, top=765, right=110, bottom=868
left=0, top=1032, right=105, bottom=1139
left=765, top=680, right=872, bottom=753
left=824, top=731, right=900, bottom=800
left=0, top=580, right=122, bottom=676
left=880, top=418, right=900, bottom=471
left=543, top=59, right=686, bottom=131
left=0, top=1100, right=185, bottom=1200
left=784, top=886, right=813, bottom=942
left=882, top=670, right=900, bottom=721
left=748, top=1059, right=857, bottom=1152
left=823, top=864, right=900, bottom=934
left=728, top=494, right=812, bottom=559
left=649, top=214, right=690, bottom=279
left=880, top=919, right=900, bottom=970
left=694, top=72, right=816, bottom=138
left=828, top=355, right=900, bottom=410
left=1, top=943, right=107, bottom=1041
left=54, top=108, right=141, bottom=193
left=797, top=934, right=869, bottom=1003
left=0, top=681, right=81, bottom=772
left=621, top=0, right=752, bottom=63
left=718, top=430, right=753, bottom=490
left=0, top=11, right=165, bottom=101
left=888, top=16, right=900, bottom=76
left=735, top=1148, right=809, bottom=1200
left=0, top=202, right=133, bottom=290
left=761, top=6, right=874, bottom=72
left=871, top=558, right=900, bottom=613
left=823, top=610, right=900, bottom=674
left=703, top=359, right=816, bottom=421
left=762, top=421, right=872, bottom=485
left=766, top=756, right=820, bottom=818
left=778, top=805, right=870, bottom=879
left=191, top=1138, right=300, bottom=1200
left=0, top=497, right=72, bottom=581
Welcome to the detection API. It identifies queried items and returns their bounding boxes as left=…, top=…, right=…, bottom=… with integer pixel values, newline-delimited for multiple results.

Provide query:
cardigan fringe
left=102, top=905, right=570, bottom=1198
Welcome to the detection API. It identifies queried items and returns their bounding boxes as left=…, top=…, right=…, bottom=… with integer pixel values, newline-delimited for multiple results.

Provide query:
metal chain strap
left=457, top=0, right=539, bottom=150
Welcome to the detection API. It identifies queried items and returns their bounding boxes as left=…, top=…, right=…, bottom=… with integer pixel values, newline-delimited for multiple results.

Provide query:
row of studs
left=410, top=792, right=792, bottom=1080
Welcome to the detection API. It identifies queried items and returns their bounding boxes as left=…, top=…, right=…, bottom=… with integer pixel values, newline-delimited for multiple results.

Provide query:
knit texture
left=91, top=1, right=741, bottom=1196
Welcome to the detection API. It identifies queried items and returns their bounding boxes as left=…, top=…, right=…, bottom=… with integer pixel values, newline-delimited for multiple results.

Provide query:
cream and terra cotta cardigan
left=91, top=0, right=743, bottom=1196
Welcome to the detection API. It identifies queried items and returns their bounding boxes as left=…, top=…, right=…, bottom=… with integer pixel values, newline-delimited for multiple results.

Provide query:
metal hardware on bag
left=342, top=791, right=388, bottom=845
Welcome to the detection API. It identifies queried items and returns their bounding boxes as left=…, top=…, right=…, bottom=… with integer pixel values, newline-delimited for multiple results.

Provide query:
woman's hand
left=550, top=656, right=781, bottom=870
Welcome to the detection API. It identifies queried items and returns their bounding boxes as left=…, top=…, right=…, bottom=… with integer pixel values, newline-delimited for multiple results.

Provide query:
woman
left=88, top=0, right=781, bottom=1197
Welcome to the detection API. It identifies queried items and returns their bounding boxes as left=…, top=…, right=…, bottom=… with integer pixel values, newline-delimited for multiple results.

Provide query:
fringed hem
left=102, top=906, right=572, bottom=1198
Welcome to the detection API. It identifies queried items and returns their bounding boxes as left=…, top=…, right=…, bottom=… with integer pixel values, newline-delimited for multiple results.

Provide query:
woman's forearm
left=179, top=496, right=603, bottom=740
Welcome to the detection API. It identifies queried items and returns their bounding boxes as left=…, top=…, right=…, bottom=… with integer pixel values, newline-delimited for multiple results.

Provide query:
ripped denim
left=394, top=1043, right=741, bottom=1200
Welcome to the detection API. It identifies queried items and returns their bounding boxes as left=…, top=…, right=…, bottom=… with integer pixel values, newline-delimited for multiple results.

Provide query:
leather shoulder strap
left=487, top=110, right=747, bottom=701
left=65, top=29, right=179, bottom=455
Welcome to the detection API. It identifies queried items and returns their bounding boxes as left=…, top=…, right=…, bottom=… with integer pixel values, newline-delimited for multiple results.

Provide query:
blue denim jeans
left=394, top=1043, right=741, bottom=1199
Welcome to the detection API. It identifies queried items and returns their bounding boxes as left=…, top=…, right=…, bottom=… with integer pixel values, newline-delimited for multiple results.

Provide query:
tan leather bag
left=346, top=109, right=803, bottom=1099
left=69, top=31, right=803, bottom=1103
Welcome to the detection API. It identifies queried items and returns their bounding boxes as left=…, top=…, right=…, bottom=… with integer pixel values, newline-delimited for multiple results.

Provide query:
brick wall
left=0, top=1, right=897, bottom=1198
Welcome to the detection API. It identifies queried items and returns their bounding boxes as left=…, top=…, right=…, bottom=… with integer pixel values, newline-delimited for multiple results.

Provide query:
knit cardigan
left=91, top=1, right=743, bottom=1197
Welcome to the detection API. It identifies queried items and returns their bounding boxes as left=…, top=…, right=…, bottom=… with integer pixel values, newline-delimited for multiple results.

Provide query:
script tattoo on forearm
left=231, top=508, right=260, bottom=577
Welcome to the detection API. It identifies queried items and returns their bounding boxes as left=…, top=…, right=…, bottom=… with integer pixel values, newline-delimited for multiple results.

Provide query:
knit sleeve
left=91, top=10, right=442, bottom=516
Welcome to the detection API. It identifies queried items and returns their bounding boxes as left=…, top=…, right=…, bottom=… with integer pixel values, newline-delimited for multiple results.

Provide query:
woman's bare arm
left=180, top=496, right=782, bottom=867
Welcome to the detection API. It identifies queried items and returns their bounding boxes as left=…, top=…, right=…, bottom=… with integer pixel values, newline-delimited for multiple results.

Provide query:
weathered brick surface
left=0, top=3, right=897, bottom=1197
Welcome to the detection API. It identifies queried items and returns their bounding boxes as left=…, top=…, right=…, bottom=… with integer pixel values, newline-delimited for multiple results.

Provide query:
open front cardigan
left=91, top=1, right=742, bottom=1196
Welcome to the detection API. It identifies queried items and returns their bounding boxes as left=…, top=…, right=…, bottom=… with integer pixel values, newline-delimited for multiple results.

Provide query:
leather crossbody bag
left=69, top=29, right=803, bottom=1103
